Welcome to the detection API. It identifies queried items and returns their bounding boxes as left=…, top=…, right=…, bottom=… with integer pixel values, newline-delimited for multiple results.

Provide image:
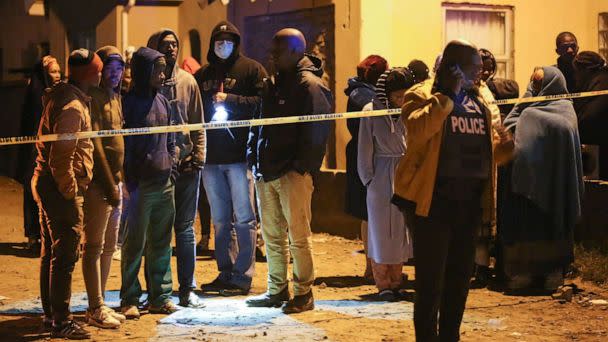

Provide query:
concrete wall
left=576, top=181, right=608, bottom=246
left=112, top=5, right=181, bottom=52
left=178, top=0, right=227, bottom=64
left=47, top=8, right=68, bottom=77
left=0, top=0, right=50, bottom=80
left=96, top=8, right=120, bottom=52
left=360, top=0, right=601, bottom=95
left=95, top=1, right=225, bottom=65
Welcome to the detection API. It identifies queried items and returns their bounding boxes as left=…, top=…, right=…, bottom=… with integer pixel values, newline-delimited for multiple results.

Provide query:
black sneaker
left=219, top=284, right=250, bottom=297
left=201, top=277, right=229, bottom=293
left=378, top=289, right=396, bottom=302
left=179, top=291, right=206, bottom=308
left=471, top=265, right=491, bottom=289
left=282, top=290, right=314, bottom=314
left=255, top=246, right=267, bottom=262
left=51, top=320, right=91, bottom=340
left=245, top=287, right=290, bottom=307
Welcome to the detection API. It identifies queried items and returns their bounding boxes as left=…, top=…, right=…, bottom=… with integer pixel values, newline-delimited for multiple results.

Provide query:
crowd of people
left=17, top=22, right=600, bottom=340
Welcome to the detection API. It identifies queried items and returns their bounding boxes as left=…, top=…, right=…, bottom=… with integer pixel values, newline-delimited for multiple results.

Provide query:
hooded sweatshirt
left=344, top=77, right=376, bottom=138
left=147, top=29, right=206, bottom=166
left=247, top=54, right=332, bottom=181
left=194, top=21, right=267, bottom=165
left=34, top=82, right=94, bottom=199
left=88, top=45, right=125, bottom=203
left=122, top=47, right=176, bottom=192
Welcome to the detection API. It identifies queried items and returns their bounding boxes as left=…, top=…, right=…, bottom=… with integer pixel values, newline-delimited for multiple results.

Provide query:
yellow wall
left=123, top=5, right=180, bottom=51
left=360, top=0, right=599, bottom=94
left=96, top=8, right=120, bottom=51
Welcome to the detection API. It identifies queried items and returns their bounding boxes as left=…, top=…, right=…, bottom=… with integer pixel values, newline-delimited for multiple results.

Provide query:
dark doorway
left=242, top=5, right=335, bottom=102
left=189, top=29, right=202, bottom=63
left=242, top=5, right=337, bottom=167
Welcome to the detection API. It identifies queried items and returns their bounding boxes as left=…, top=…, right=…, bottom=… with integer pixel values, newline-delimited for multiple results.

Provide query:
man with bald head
left=246, top=28, right=332, bottom=314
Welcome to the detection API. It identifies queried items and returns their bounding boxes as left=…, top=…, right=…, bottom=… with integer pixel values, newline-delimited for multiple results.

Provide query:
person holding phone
left=392, top=40, right=513, bottom=341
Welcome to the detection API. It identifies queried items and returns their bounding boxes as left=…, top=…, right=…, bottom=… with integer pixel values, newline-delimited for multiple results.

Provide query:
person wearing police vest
left=392, top=40, right=513, bottom=341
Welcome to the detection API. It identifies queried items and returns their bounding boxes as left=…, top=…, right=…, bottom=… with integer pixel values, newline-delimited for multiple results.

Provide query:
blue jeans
left=202, top=162, right=257, bottom=289
left=174, top=169, right=201, bottom=294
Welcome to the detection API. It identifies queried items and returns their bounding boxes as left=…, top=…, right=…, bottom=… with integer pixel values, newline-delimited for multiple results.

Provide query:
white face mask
left=214, top=40, right=234, bottom=60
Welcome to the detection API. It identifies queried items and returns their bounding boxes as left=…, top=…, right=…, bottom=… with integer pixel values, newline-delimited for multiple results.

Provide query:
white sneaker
left=86, top=306, right=121, bottom=329
left=101, top=305, right=126, bottom=323
left=112, top=248, right=121, bottom=261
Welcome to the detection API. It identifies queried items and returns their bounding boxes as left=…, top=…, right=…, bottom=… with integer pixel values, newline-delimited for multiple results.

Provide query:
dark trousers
left=23, top=167, right=41, bottom=239
left=35, top=174, right=84, bottom=323
left=198, top=180, right=211, bottom=236
left=174, top=170, right=201, bottom=294
left=405, top=198, right=480, bottom=342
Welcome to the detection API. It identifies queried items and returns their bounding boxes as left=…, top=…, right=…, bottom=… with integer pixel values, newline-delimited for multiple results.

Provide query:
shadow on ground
left=0, top=242, right=38, bottom=258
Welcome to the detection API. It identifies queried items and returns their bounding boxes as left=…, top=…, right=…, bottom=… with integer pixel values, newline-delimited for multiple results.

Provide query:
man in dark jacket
left=555, top=31, right=579, bottom=93
left=120, top=47, right=179, bottom=318
left=32, top=49, right=101, bottom=339
left=245, top=28, right=332, bottom=314
left=194, top=21, right=266, bottom=296
left=574, top=51, right=608, bottom=180
left=148, top=29, right=206, bottom=308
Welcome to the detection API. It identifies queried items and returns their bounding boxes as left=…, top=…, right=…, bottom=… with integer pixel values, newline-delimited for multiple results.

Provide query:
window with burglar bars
left=599, top=13, right=608, bottom=61
left=442, top=2, right=514, bottom=80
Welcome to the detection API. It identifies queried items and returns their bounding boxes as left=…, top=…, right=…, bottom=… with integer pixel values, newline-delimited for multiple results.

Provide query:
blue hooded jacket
left=123, top=47, right=176, bottom=192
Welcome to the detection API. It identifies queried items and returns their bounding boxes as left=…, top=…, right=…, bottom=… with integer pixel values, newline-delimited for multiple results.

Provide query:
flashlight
left=211, top=82, right=235, bottom=139
left=212, top=82, right=229, bottom=122
left=212, top=104, right=228, bottom=121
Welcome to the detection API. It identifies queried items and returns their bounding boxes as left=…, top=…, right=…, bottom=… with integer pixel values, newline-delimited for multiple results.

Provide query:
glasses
left=557, top=42, right=578, bottom=54
left=160, top=41, right=178, bottom=49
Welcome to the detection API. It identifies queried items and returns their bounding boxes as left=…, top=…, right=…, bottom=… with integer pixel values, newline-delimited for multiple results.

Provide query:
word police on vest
left=450, top=116, right=487, bottom=135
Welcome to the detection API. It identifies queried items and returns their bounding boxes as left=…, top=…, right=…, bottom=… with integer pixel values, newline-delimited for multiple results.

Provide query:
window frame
left=598, top=13, right=608, bottom=61
left=442, top=2, right=515, bottom=80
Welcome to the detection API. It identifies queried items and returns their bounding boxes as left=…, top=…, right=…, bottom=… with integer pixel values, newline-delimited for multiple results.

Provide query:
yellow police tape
left=1, top=89, right=607, bottom=146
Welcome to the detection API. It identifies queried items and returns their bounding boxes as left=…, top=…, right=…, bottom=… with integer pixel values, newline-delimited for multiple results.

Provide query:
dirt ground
left=1, top=176, right=608, bottom=342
